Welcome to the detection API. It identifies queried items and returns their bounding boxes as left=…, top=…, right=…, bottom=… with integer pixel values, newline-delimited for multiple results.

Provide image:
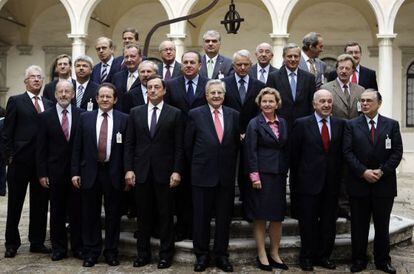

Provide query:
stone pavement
left=0, top=174, right=413, bottom=273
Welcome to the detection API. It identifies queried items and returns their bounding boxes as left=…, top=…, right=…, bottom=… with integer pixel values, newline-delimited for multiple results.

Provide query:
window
left=407, top=62, right=414, bottom=127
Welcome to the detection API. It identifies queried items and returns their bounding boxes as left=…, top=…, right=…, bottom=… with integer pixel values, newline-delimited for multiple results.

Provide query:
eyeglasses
left=26, top=75, right=43, bottom=80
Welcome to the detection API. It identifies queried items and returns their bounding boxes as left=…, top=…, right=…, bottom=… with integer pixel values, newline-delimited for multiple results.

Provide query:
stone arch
left=387, top=0, right=406, bottom=34
left=0, top=0, right=8, bottom=11
left=58, top=0, right=77, bottom=34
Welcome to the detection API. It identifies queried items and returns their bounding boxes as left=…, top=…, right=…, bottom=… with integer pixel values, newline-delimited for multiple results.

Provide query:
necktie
left=149, top=106, right=158, bottom=137
left=238, top=78, right=246, bottom=103
left=351, top=71, right=357, bottom=84
left=187, top=80, right=195, bottom=104
left=61, top=109, right=69, bottom=141
left=321, top=118, right=330, bottom=153
left=76, top=85, right=84, bottom=107
left=33, top=96, right=41, bottom=113
left=98, top=113, right=108, bottom=162
left=289, top=72, right=297, bottom=101
left=308, top=59, right=317, bottom=75
left=207, top=59, right=214, bottom=79
left=213, top=109, right=223, bottom=143
left=101, top=63, right=108, bottom=82
left=127, top=73, right=134, bottom=91
left=369, top=119, right=375, bottom=143
left=259, top=68, right=266, bottom=83
left=343, top=84, right=351, bottom=106
left=164, top=65, right=172, bottom=80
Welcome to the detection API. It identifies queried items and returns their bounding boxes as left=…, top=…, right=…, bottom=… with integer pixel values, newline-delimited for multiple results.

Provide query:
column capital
left=16, top=45, right=33, bottom=55
left=67, top=33, right=87, bottom=40
left=167, top=33, right=186, bottom=40
left=376, top=33, right=397, bottom=40
left=269, top=33, right=289, bottom=40
left=42, top=46, right=72, bottom=55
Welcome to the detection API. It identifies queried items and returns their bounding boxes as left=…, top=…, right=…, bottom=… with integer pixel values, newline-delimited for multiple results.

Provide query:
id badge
left=385, top=134, right=391, bottom=149
left=87, top=99, right=93, bottom=111
left=218, top=71, right=224, bottom=79
left=116, top=132, right=122, bottom=144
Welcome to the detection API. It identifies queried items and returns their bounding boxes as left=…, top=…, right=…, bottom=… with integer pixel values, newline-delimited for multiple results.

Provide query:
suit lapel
left=374, top=115, right=387, bottom=147
left=356, top=116, right=371, bottom=143
left=296, top=70, right=305, bottom=99
left=52, top=107, right=67, bottom=141
left=178, top=77, right=191, bottom=105
left=213, top=55, right=225, bottom=78
left=280, top=68, right=294, bottom=103
left=229, top=76, right=242, bottom=106
left=258, top=114, right=278, bottom=142
left=111, top=111, right=119, bottom=149
left=23, top=93, right=38, bottom=115
left=332, top=81, right=349, bottom=108
left=203, top=106, right=221, bottom=144
left=70, top=107, right=79, bottom=142
left=222, top=107, right=232, bottom=143
left=152, top=104, right=168, bottom=139
left=309, top=116, right=325, bottom=151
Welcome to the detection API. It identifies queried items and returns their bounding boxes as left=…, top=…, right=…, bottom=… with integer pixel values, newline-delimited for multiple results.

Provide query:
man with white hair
left=249, top=42, right=278, bottom=83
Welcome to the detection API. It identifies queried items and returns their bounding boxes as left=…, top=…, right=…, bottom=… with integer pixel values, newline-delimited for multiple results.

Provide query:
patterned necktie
left=76, top=85, right=84, bottom=107
left=213, top=109, right=223, bottom=143
left=343, top=84, right=351, bottom=106
left=127, top=73, right=134, bottom=91
left=238, top=78, right=246, bottom=103
left=61, top=109, right=69, bottom=141
left=98, top=112, right=108, bottom=162
left=187, top=80, right=195, bottom=104
left=289, top=72, right=297, bottom=101
left=351, top=71, right=358, bottom=84
left=164, top=65, right=172, bottom=80
left=101, top=63, right=108, bottom=83
left=207, top=59, right=214, bottom=79
left=259, top=68, right=266, bottom=83
left=321, top=118, right=329, bottom=153
left=308, top=58, right=317, bottom=75
left=33, top=96, right=41, bottom=113
left=369, top=119, right=375, bottom=143
left=149, top=106, right=158, bottom=138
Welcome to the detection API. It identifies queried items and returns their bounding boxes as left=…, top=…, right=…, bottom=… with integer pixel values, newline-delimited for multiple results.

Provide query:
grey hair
left=302, top=32, right=322, bottom=51
left=25, top=65, right=43, bottom=79
left=283, top=43, right=301, bottom=56
left=203, top=30, right=221, bottom=41
left=255, top=42, right=273, bottom=54
left=55, top=79, right=74, bottom=92
left=313, top=89, right=333, bottom=102
left=233, top=49, right=251, bottom=62
left=205, top=79, right=226, bottom=94
left=74, top=55, right=94, bottom=69
left=138, top=60, right=158, bottom=72
left=159, top=40, right=176, bottom=52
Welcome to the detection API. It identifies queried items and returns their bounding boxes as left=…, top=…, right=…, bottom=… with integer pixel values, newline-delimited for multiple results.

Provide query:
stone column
left=0, top=46, right=10, bottom=106
left=67, top=34, right=87, bottom=62
left=270, top=33, right=289, bottom=68
left=377, top=34, right=396, bottom=117
left=167, top=34, right=186, bottom=62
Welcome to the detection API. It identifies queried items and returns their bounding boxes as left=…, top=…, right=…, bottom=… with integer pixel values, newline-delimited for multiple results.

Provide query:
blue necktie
left=187, top=80, right=195, bottom=104
left=289, top=72, right=297, bottom=101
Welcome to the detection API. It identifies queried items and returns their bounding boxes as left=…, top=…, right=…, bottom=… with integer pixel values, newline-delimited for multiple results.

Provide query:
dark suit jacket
left=158, top=61, right=182, bottom=79
left=266, top=66, right=316, bottom=131
left=165, top=75, right=209, bottom=116
left=2, top=92, right=53, bottom=164
left=124, top=103, right=184, bottom=184
left=343, top=115, right=403, bottom=197
left=111, top=70, right=140, bottom=110
left=222, top=75, right=266, bottom=133
left=121, top=84, right=146, bottom=114
left=200, top=54, right=233, bottom=79
left=248, top=64, right=278, bottom=81
left=290, top=114, right=345, bottom=195
left=185, top=105, right=240, bottom=187
left=245, top=113, right=289, bottom=175
left=71, top=109, right=128, bottom=190
left=90, top=57, right=123, bottom=84
left=328, top=65, right=378, bottom=90
left=43, top=79, right=76, bottom=103
left=37, top=105, right=84, bottom=180
left=72, top=81, right=99, bottom=110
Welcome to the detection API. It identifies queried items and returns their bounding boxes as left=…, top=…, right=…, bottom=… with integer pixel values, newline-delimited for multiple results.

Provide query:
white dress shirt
left=27, top=91, right=45, bottom=112
left=208, top=104, right=224, bottom=131
left=147, top=101, right=164, bottom=129
left=56, top=103, right=72, bottom=138
left=96, top=109, right=113, bottom=162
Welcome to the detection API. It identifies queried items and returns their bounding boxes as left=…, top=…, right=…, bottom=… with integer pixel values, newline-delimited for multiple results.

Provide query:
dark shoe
left=133, top=256, right=150, bottom=267
left=30, top=244, right=51, bottom=254
left=105, top=256, right=120, bottom=266
left=376, top=263, right=396, bottom=274
left=83, top=257, right=97, bottom=267
left=73, top=250, right=84, bottom=260
left=316, top=259, right=336, bottom=269
left=216, top=256, right=233, bottom=272
left=350, top=261, right=367, bottom=272
left=256, top=256, right=272, bottom=271
left=4, top=248, right=17, bottom=258
left=194, top=256, right=209, bottom=272
left=299, top=259, right=314, bottom=271
left=51, top=251, right=67, bottom=261
left=158, top=258, right=172, bottom=269
left=267, top=255, right=289, bottom=270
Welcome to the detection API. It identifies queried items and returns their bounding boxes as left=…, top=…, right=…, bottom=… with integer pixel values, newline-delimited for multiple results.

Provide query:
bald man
left=249, top=42, right=278, bottom=83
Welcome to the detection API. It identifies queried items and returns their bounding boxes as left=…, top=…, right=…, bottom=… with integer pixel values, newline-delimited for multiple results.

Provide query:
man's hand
left=252, top=180, right=262, bottom=189
left=362, top=169, right=380, bottom=183
left=170, top=172, right=181, bottom=188
left=39, top=177, right=49, bottom=188
left=72, top=176, right=81, bottom=189
left=125, top=171, right=136, bottom=188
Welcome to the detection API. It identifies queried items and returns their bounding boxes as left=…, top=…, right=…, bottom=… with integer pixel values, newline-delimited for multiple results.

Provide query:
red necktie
left=33, top=96, right=41, bottom=113
left=351, top=71, right=357, bottom=84
left=61, top=109, right=69, bottom=141
left=369, top=120, right=375, bottom=143
left=213, top=109, right=223, bottom=143
left=321, top=119, right=329, bottom=153
left=98, top=113, right=108, bottom=162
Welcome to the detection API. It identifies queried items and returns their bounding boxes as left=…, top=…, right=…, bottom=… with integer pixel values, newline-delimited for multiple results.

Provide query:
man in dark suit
left=199, top=30, right=233, bottom=79
left=73, top=55, right=99, bottom=111
left=125, top=75, right=183, bottom=269
left=111, top=44, right=141, bottom=110
left=113, top=27, right=140, bottom=68
left=3, top=65, right=53, bottom=258
left=343, top=90, right=403, bottom=274
left=165, top=51, right=209, bottom=241
left=267, top=43, right=316, bottom=132
left=36, top=81, right=84, bottom=261
left=185, top=79, right=240, bottom=272
left=0, top=106, right=6, bottom=196
left=43, top=54, right=74, bottom=102
left=328, top=41, right=378, bottom=90
left=291, top=89, right=345, bottom=271
left=90, top=37, right=123, bottom=84
left=71, top=83, right=128, bottom=267
left=249, top=42, right=278, bottom=84
left=158, top=40, right=182, bottom=80
left=298, top=32, right=326, bottom=89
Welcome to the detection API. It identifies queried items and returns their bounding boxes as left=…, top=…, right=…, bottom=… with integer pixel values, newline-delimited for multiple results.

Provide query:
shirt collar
left=185, top=74, right=199, bottom=85
left=286, top=67, right=298, bottom=75
left=76, top=80, right=89, bottom=88
left=148, top=100, right=164, bottom=110
left=206, top=55, right=218, bottom=64
left=129, top=70, right=139, bottom=78
left=262, top=112, right=279, bottom=124
left=103, top=56, right=114, bottom=66
left=258, top=64, right=270, bottom=73
left=336, top=78, right=351, bottom=88
left=301, top=51, right=310, bottom=61
left=365, top=113, right=379, bottom=125
left=355, top=64, right=360, bottom=73
left=235, top=73, right=249, bottom=83
left=314, top=112, right=330, bottom=123
left=56, top=103, right=72, bottom=114
left=164, top=61, right=175, bottom=68
left=98, top=108, right=113, bottom=118
left=208, top=104, right=223, bottom=114
left=27, top=91, right=41, bottom=99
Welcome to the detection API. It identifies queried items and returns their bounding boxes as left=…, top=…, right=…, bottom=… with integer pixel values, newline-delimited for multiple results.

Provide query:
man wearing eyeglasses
left=158, top=40, right=182, bottom=80
left=91, top=37, right=123, bottom=84
left=2, top=65, right=54, bottom=258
